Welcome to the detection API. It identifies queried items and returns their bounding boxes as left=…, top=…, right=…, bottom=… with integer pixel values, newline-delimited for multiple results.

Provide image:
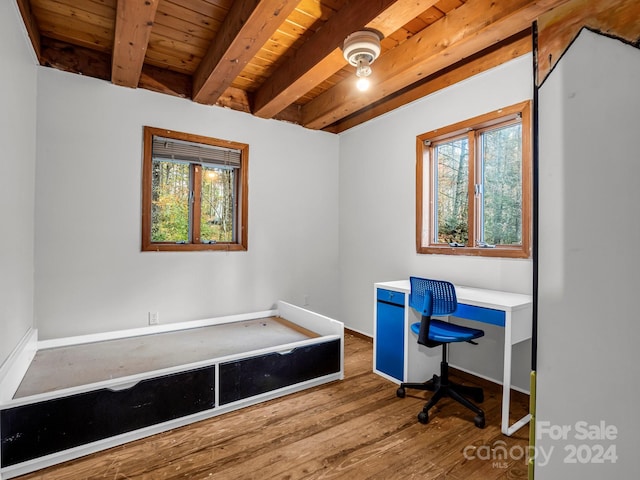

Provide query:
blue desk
left=373, top=280, right=532, bottom=436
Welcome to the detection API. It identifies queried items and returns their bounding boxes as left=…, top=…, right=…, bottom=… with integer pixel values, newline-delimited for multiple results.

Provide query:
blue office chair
left=396, top=277, right=486, bottom=428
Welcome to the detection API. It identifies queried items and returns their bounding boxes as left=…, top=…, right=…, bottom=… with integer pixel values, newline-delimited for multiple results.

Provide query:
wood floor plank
left=144, top=386, right=404, bottom=477
left=185, top=398, right=424, bottom=478
left=15, top=334, right=530, bottom=480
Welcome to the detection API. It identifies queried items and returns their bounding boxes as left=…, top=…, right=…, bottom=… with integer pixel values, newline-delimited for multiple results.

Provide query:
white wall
left=34, top=69, right=340, bottom=339
left=536, top=29, right=640, bottom=478
left=339, top=55, right=534, bottom=389
left=5, top=10, right=534, bottom=388
left=0, top=1, right=37, bottom=367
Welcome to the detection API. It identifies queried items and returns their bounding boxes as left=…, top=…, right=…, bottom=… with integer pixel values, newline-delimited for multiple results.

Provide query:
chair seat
left=410, top=319, right=484, bottom=344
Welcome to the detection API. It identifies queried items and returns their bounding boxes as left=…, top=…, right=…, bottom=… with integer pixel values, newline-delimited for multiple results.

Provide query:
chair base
left=397, top=368, right=486, bottom=428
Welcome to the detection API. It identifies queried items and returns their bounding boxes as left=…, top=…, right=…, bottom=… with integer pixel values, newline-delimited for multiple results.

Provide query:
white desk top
left=375, top=280, right=532, bottom=312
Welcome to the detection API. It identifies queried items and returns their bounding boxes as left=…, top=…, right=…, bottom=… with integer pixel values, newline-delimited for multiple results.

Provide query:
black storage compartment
left=1, top=366, right=215, bottom=467
left=219, top=339, right=340, bottom=405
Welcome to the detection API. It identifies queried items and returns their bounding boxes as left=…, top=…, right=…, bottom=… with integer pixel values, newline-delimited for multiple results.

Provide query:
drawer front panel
left=1, top=366, right=215, bottom=467
left=376, top=288, right=405, bottom=307
left=219, top=339, right=341, bottom=405
left=453, top=303, right=505, bottom=327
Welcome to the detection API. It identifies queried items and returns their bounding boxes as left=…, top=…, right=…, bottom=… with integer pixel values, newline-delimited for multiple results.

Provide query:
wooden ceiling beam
left=302, top=0, right=571, bottom=130
left=111, top=0, right=159, bottom=88
left=192, top=0, right=299, bottom=106
left=253, top=0, right=441, bottom=119
left=325, top=31, right=532, bottom=133
left=16, top=0, right=42, bottom=59
left=367, top=0, right=439, bottom=39
left=537, top=0, right=640, bottom=86
left=252, top=0, right=422, bottom=119
left=41, top=36, right=193, bottom=101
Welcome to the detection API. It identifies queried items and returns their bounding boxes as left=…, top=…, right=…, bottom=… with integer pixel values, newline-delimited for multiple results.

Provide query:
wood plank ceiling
left=17, top=0, right=573, bottom=133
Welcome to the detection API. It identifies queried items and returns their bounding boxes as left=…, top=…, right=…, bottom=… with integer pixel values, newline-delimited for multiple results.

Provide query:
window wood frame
left=416, top=101, right=531, bottom=259
left=141, top=126, right=249, bottom=252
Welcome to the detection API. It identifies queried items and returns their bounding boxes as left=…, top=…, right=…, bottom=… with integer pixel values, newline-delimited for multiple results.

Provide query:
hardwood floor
left=16, top=333, right=530, bottom=480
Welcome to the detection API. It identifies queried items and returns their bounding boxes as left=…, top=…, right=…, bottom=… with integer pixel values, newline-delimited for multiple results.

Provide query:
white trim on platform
left=0, top=328, right=38, bottom=403
left=37, top=309, right=278, bottom=350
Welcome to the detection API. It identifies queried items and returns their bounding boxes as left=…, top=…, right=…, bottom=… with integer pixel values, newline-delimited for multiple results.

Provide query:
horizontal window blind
left=152, top=135, right=241, bottom=168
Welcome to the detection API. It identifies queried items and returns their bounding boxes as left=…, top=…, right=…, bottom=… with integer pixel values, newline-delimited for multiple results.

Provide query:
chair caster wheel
left=396, top=387, right=405, bottom=398
left=474, top=415, right=486, bottom=429
left=418, top=411, right=429, bottom=424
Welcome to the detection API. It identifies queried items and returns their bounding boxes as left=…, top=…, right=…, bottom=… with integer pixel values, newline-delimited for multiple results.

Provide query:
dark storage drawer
left=1, top=366, right=215, bottom=467
left=219, top=339, right=341, bottom=405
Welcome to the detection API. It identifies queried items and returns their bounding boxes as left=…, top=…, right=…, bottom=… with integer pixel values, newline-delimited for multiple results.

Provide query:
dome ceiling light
left=342, top=30, right=382, bottom=92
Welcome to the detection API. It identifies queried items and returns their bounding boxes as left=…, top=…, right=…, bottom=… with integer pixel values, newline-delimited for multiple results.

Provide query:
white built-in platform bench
left=0, top=301, right=343, bottom=479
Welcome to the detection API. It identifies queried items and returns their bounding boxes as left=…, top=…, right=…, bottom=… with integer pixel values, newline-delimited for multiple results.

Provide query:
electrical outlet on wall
left=303, top=294, right=309, bottom=306
left=148, top=312, right=159, bottom=325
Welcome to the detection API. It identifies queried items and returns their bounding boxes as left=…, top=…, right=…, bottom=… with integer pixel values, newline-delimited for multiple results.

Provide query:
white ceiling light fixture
left=342, top=30, right=382, bottom=92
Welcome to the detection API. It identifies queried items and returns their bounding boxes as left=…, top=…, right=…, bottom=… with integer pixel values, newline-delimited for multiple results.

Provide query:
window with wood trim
left=416, top=101, right=531, bottom=258
left=142, top=127, right=248, bottom=252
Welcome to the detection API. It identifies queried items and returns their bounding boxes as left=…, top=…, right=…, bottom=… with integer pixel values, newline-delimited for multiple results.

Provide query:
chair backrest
left=409, top=277, right=457, bottom=317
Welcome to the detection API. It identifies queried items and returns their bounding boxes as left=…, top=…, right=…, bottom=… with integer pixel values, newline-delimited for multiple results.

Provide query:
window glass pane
left=435, top=138, right=469, bottom=244
left=200, top=166, right=235, bottom=243
left=151, top=159, right=190, bottom=242
left=480, top=123, right=522, bottom=245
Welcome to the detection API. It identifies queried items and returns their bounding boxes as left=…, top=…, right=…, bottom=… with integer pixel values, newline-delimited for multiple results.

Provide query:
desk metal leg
left=502, top=315, right=531, bottom=436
